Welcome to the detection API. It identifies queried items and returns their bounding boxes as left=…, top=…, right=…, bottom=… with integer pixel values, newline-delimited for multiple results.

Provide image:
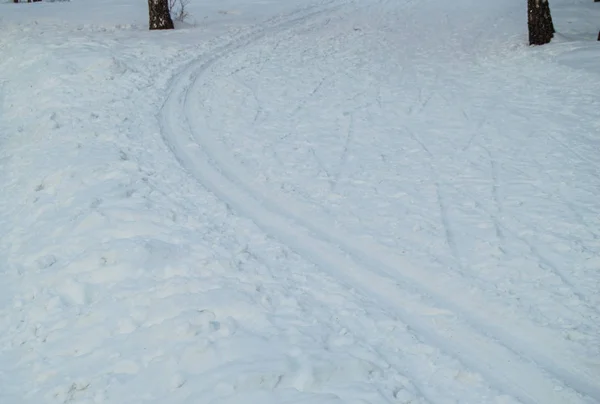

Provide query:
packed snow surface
left=1, top=0, right=599, bottom=403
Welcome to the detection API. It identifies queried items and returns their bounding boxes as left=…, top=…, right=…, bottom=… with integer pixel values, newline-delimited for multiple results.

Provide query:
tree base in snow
left=148, top=0, right=175, bottom=30
left=528, top=0, right=555, bottom=45
left=597, top=0, right=600, bottom=40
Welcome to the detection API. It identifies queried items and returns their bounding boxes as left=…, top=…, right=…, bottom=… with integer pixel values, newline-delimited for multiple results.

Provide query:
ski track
left=160, top=0, right=600, bottom=403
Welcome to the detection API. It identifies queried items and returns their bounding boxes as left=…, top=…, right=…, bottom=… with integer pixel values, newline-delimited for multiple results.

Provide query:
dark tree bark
left=588, top=0, right=600, bottom=41
left=148, top=0, right=174, bottom=30
left=528, top=0, right=555, bottom=45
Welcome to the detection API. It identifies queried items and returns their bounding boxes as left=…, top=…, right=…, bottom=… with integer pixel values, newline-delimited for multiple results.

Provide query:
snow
left=1, top=0, right=599, bottom=403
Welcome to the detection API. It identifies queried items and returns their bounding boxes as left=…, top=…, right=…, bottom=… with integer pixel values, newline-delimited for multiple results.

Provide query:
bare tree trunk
left=596, top=0, right=600, bottom=40
left=148, top=0, right=174, bottom=30
left=528, top=0, right=555, bottom=45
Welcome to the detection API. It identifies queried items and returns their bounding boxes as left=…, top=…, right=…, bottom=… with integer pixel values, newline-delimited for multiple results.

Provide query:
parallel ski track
left=159, top=1, right=600, bottom=403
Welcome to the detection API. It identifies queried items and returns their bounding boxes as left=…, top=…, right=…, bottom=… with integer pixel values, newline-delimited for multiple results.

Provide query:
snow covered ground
left=1, top=0, right=599, bottom=403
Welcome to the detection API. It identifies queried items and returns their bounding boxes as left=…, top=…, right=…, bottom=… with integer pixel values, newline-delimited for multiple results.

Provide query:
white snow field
left=1, top=0, right=600, bottom=402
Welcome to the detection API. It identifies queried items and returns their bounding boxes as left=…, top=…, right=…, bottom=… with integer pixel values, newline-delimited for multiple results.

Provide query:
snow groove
left=159, top=1, right=599, bottom=403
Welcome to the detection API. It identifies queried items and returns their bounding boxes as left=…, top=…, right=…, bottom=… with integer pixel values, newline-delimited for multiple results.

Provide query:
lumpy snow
left=1, top=0, right=599, bottom=403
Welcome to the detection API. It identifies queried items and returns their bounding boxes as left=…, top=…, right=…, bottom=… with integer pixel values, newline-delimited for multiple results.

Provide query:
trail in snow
left=2, top=0, right=599, bottom=403
left=160, top=0, right=600, bottom=403
left=2, top=1, right=500, bottom=403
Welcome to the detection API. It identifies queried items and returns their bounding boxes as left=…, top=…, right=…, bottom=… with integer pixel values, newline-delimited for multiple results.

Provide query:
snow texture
left=1, top=0, right=599, bottom=403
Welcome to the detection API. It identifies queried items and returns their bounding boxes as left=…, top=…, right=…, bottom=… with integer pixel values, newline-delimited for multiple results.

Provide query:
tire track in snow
left=159, top=1, right=600, bottom=402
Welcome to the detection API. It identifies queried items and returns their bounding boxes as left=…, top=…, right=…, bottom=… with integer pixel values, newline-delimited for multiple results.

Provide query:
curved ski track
left=159, top=1, right=600, bottom=403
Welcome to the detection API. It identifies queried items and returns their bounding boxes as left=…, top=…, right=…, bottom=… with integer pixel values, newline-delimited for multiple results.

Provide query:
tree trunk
left=596, top=0, right=600, bottom=40
left=528, top=0, right=555, bottom=45
left=148, top=0, right=174, bottom=30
